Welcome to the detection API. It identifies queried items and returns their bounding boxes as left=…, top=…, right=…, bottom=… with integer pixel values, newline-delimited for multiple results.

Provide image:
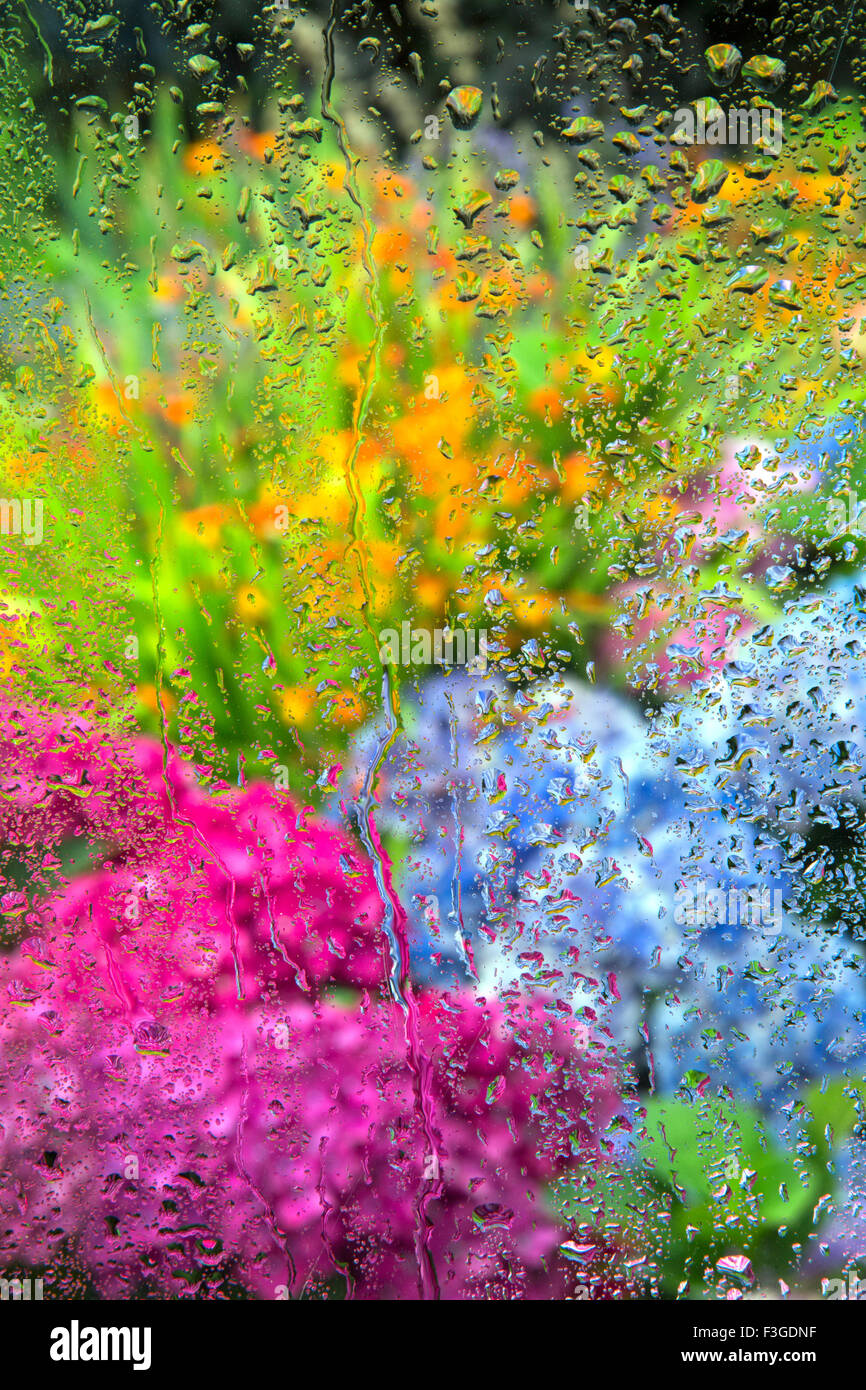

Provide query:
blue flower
left=338, top=658, right=866, bottom=1107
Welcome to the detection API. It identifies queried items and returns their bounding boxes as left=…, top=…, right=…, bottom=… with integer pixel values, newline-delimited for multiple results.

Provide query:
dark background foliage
left=6, top=0, right=864, bottom=149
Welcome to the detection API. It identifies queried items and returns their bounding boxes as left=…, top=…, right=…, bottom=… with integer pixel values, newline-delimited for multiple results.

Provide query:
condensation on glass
left=0, top=0, right=863, bottom=1302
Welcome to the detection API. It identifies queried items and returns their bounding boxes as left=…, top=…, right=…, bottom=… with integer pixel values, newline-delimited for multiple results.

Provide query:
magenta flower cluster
left=0, top=704, right=621, bottom=1299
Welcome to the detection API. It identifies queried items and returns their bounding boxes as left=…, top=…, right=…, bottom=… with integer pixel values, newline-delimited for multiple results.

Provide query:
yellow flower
left=152, top=275, right=184, bottom=305
left=643, top=495, right=681, bottom=527
left=235, top=585, right=271, bottom=625
left=320, top=162, right=346, bottom=193
left=389, top=365, right=475, bottom=486
left=278, top=685, right=314, bottom=725
left=179, top=504, right=231, bottom=547
left=508, top=589, right=557, bottom=629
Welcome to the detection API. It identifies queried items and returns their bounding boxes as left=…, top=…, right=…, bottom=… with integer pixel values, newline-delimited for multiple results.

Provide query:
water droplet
left=445, top=86, right=483, bottom=130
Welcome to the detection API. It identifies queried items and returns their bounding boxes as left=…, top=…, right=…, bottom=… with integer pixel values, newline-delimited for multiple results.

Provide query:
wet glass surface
left=1, top=0, right=866, bottom=1304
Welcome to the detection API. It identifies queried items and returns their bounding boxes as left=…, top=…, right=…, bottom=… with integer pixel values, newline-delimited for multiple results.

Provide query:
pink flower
left=0, top=703, right=624, bottom=1299
left=604, top=581, right=751, bottom=688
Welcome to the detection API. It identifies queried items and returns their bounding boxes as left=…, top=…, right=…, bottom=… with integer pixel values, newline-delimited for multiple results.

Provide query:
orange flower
left=151, top=275, right=184, bottom=305
left=433, top=285, right=475, bottom=316
left=183, top=139, right=223, bottom=175
left=288, top=478, right=352, bottom=531
left=137, top=684, right=177, bottom=717
left=0, top=454, right=43, bottom=487
left=373, top=170, right=415, bottom=205
left=432, top=490, right=477, bottom=545
left=560, top=452, right=596, bottom=503
left=92, top=380, right=133, bottom=433
left=328, top=688, right=366, bottom=727
left=338, top=351, right=363, bottom=391
left=238, top=129, right=278, bottom=161
left=373, top=225, right=411, bottom=266
left=527, top=384, right=564, bottom=423
left=643, top=494, right=681, bottom=527
left=179, top=504, right=231, bottom=547
left=414, top=571, right=447, bottom=614
left=273, top=685, right=309, bottom=725
left=527, top=271, right=553, bottom=301
left=389, top=364, right=475, bottom=485
left=157, top=393, right=195, bottom=428
left=507, top=194, right=536, bottom=228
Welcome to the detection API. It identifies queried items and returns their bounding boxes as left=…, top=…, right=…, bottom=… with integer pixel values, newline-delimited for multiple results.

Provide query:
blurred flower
left=0, top=704, right=622, bottom=1299
left=340, top=664, right=866, bottom=1108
